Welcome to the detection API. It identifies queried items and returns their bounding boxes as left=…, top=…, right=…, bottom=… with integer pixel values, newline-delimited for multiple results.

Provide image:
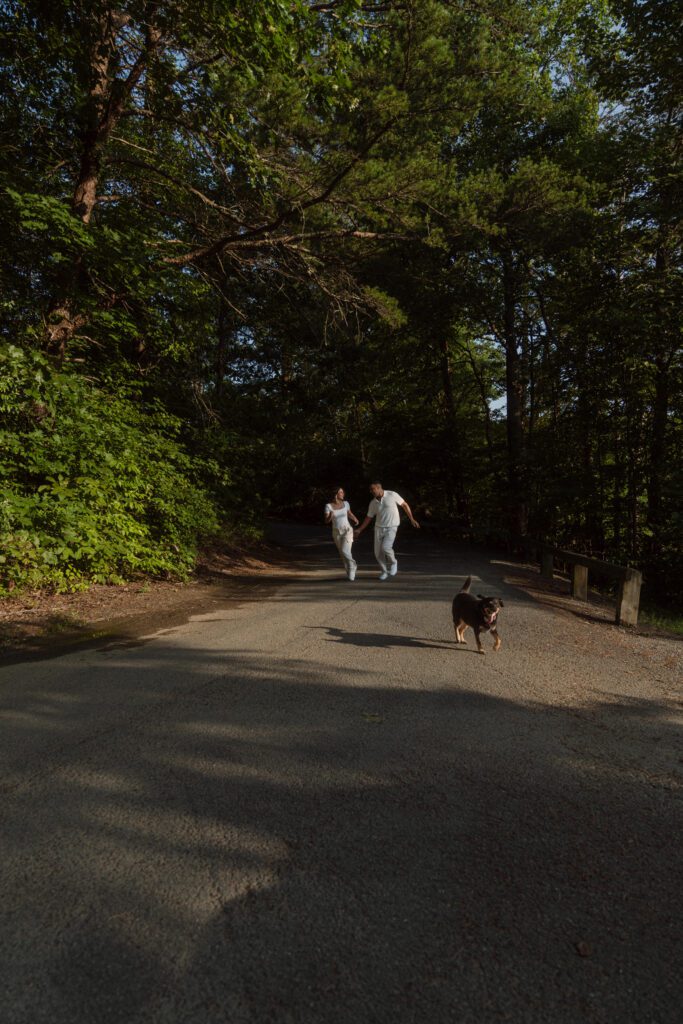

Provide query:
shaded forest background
left=0, top=0, right=680, bottom=604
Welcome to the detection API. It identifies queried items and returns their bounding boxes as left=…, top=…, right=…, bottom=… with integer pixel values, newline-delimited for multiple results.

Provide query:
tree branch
left=162, top=121, right=397, bottom=265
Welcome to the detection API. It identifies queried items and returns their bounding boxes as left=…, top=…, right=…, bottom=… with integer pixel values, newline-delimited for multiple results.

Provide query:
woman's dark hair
left=332, top=485, right=345, bottom=498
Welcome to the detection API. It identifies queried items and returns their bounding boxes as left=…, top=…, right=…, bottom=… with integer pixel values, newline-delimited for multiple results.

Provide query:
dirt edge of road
left=0, top=538, right=301, bottom=658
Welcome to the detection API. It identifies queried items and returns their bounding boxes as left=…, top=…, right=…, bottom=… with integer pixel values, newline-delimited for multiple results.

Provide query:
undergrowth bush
left=0, top=344, right=221, bottom=593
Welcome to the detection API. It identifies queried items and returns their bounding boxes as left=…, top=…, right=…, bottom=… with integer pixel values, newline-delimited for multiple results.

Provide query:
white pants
left=333, top=527, right=356, bottom=576
left=374, top=527, right=398, bottom=572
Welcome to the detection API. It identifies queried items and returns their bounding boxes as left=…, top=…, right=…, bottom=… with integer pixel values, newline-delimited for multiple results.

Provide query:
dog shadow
left=310, top=626, right=454, bottom=652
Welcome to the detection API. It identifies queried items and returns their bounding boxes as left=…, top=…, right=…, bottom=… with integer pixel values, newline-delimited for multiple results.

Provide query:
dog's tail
left=460, top=575, right=472, bottom=593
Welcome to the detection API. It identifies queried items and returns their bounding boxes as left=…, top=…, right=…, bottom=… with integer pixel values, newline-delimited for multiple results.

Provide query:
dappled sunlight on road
left=1, top=537, right=681, bottom=1023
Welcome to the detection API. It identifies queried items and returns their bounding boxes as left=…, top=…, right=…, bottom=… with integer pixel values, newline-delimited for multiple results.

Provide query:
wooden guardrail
left=420, top=524, right=643, bottom=627
left=529, top=542, right=642, bottom=627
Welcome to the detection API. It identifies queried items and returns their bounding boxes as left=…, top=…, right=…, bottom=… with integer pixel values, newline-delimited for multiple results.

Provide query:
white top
left=325, top=500, right=352, bottom=532
left=367, top=490, right=404, bottom=528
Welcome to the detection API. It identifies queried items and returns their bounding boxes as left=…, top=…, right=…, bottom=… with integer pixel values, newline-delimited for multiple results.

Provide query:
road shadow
left=1, top=641, right=681, bottom=1023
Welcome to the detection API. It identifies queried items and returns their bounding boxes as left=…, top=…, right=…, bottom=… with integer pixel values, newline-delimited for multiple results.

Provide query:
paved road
left=1, top=524, right=681, bottom=1024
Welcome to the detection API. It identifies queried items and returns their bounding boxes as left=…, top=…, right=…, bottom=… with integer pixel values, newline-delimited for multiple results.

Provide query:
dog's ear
left=499, top=599, right=504, bottom=607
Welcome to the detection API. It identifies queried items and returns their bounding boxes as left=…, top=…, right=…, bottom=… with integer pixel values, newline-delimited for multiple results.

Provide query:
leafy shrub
left=0, top=344, right=220, bottom=592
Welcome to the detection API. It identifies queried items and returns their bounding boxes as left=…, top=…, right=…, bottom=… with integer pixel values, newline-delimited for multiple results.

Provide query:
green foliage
left=0, top=345, right=219, bottom=592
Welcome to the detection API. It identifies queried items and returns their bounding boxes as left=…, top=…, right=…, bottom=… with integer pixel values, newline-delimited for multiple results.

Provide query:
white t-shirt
left=367, top=490, right=404, bottom=529
left=325, top=501, right=352, bottom=532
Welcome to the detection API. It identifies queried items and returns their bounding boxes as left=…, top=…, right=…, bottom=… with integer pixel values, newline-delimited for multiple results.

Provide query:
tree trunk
left=624, top=393, right=639, bottom=559
left=577, top=369, right=598, bottom=549
left=647, top=242, right=675, bottom=560
left=460, top=340, right=503, bottom=488
left=215, top=300, right=233, bottom=399
left=502, top=254, right=528, bottom=537
left=438, top=335, right=470, bottom=528
left=611, top=420, right=624, bottom=554
left=647, top=354, right=670, bottom=558
left=45, top=7, right=160, bottom=357
left=353, top=398, right=369, bottom=476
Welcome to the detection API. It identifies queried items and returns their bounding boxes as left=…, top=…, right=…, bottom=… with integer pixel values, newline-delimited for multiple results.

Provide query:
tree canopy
left=0, top=0, right=680, bottom=603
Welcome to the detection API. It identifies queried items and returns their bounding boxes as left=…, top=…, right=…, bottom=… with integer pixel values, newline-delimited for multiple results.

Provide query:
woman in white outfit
left=324, top=487, right=359, bottom=580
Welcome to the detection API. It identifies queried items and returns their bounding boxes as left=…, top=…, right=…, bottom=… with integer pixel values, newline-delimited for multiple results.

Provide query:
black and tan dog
left=451, top=576, right=504, bottom=654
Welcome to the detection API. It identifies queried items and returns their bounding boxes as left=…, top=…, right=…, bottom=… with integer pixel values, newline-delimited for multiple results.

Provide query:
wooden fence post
left=616, top=569, right=642, bottom=627
left=541, top=546, right=554, bottom=580
left=571, top=564, right=588, bottom=600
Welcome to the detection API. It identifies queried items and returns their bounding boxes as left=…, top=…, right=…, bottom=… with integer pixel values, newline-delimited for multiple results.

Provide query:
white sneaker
left=348, top=568, right=356, bottom=581
left=378, top=571, right=389, bottom=581
left=388, top=562, right=398, bottom=576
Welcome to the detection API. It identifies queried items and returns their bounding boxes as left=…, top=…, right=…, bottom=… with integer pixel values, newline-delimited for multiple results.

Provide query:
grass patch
left=639, top=604, right=683, bottom=636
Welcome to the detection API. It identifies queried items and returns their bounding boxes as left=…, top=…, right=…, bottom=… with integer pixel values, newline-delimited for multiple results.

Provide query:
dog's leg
left=492, top=629, right=501, bottom=652
left=474, top=626, right=485, bottom=654
left=454, top=620, right=467, bottom=644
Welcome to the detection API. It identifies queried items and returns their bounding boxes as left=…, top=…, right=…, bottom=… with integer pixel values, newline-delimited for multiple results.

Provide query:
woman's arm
left=345, top=501, right=359, bottom=527
left=324, top=504, right=333, bottom=524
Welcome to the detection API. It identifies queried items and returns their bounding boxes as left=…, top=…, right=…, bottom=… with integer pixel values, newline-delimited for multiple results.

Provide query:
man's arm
left=400, top=501, right=420, bottom=528
left=354, top=515, right=373, bottom=537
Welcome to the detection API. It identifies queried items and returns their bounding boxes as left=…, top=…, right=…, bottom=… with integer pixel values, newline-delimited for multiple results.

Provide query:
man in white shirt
left=354, top=481, right=420, bottom=580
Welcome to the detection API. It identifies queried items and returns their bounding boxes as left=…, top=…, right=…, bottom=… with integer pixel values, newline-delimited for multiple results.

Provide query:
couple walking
left=324, top=481, right=420, bottom=581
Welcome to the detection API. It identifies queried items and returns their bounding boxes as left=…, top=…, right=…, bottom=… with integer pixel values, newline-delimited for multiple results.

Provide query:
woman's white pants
left=333, top=527, right=357, bottom=577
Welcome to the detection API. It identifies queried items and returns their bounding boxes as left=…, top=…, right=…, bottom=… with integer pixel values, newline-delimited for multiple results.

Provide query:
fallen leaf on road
left=361, top=712, right=384, bottom=724
left=574, top=941, right=592, bottom=957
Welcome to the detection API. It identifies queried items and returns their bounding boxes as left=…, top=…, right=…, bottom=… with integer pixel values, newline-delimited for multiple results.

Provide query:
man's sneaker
left=378, top=571, right=389, bottom=581
left=388, top=562, right=398, bottom=576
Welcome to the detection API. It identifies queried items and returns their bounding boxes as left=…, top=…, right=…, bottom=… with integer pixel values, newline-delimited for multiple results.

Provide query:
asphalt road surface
left=1, top=524, right=681, bottom=1024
